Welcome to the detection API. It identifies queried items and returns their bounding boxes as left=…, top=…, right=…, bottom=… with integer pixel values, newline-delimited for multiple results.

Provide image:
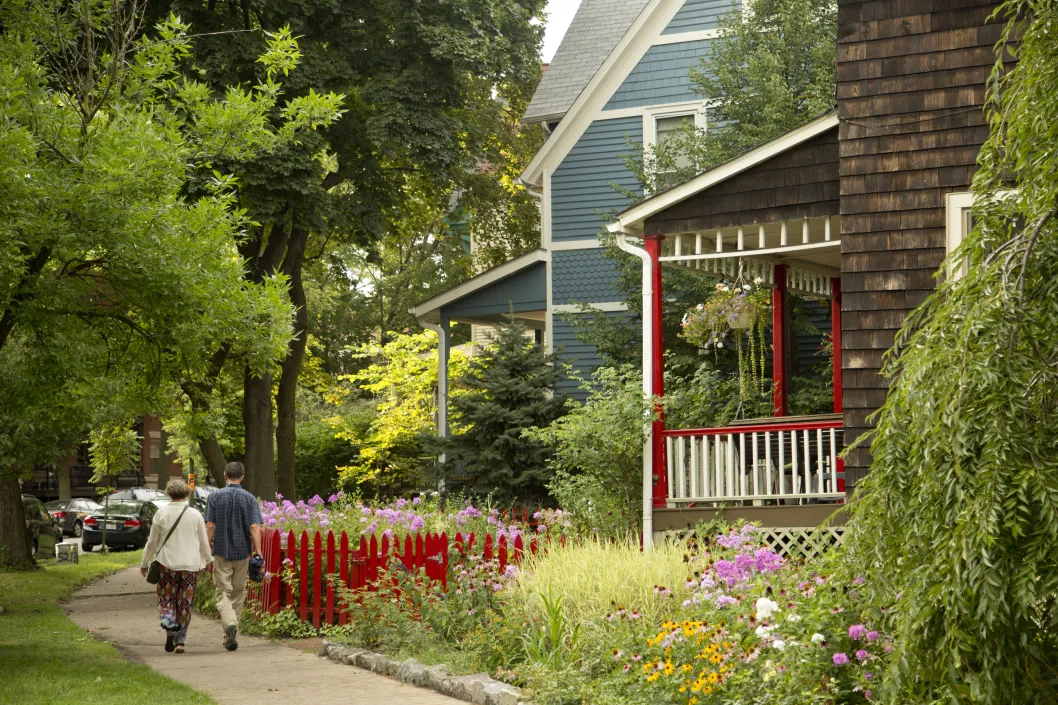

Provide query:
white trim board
left=652, top=28, right=720, bottom=45
left=553, top=302, right=629, bottom=313
left=519, top=0, right=687, bottom=187
left=548, top=238, right=607, bottom=251
left=599, top=99, right=709, bottom=122
left=608, top=112, right=839, bottom=235
left=410, top=249, right=549, bottom=320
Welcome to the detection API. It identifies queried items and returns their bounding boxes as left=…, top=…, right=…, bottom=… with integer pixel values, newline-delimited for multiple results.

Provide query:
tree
left=524, top=366, right=652, bottom=537
left=620, top=0, right=837, bottom=195
left=842, top=3, right=1058, bottom=703
left=144, top=0, right=547, bottom=500
left=88, top=424, right=140, bottom=554
left=0, top=2, right=338, bottom=567
left=438, top=320, right=565, bottom=504
left=328, top=331, right=470, bottom=496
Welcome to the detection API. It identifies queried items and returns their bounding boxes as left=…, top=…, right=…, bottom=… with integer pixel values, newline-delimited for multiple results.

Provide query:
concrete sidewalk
left=67, top=567, right=463, bottom=705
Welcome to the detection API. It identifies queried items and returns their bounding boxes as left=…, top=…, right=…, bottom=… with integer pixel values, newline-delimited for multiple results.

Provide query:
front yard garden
left=228, top=495, right=882, bottom=705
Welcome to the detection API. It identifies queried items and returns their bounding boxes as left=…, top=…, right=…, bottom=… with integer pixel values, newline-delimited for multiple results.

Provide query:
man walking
left=204, top=461, right=262, bottom=652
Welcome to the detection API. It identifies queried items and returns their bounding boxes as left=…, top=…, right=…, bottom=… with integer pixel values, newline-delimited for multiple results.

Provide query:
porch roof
left=409, top=249, right=548, bottom=328
left=607, top=111, right=839, bottom=236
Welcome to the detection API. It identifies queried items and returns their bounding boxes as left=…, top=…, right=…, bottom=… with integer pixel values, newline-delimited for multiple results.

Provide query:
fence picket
left=298, top=531, right=309, bottom=623
left=325, top=531, right=336, bottom=626
left=367, top=535, right=379, bottom=586
left=312, top=531, right=323, bottom=629
left=266, top=529, right=282, bottom=614
left=285, top=530, right=296, bottom=609
left=338, top=532, right=350, bottom=626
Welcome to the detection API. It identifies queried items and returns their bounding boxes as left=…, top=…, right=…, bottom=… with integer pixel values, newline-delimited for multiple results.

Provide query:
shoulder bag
left=146, top=504, right=190, bottom=585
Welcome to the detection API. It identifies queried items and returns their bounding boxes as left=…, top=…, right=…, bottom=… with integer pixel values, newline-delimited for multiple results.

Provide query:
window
left=946, top=192, right=974, bottom=279
left=644, top=104, right=707, bottom=192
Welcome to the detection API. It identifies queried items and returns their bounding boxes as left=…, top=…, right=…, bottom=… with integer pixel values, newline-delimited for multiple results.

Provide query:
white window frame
left=643, top=102, right=707, bottom=193
left=946, top=191, right=974, bottom=279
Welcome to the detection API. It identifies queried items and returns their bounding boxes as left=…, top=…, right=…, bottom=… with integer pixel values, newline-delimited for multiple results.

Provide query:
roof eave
left=409, top=249, right=550, bottom=322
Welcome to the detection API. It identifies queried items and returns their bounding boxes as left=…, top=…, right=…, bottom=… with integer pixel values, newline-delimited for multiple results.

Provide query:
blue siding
left=440, top=263, right=546, bottom=319
left=551, top=117, right=643, bottom=242
left=662, top=0, right=738, bottom=34
left=552, top=312, right=635, bottom=401
left=603, top=40, right=713, bottom=110
left=552, top=249, right=623, bottom=305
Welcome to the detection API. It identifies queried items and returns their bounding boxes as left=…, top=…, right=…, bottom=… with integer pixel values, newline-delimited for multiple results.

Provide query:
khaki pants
left=212, top=556, right=249, bottom=628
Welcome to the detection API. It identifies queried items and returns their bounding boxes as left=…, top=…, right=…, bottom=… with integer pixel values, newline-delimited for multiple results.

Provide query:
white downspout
left=417, top=317, right=448, bottom=469
left=613, top=232, right=655, bottom=551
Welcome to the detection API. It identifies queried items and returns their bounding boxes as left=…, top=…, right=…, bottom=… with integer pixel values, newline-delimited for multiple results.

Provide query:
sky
left=542, top=0, right=583, bottom=62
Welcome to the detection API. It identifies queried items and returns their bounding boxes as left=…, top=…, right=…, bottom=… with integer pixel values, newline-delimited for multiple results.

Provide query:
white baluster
left=758, top=224, right=765, bottom=249
left=690, top=436, right=699, bottom=499
left=825, top=215, right=832, bottom=241
left=780, top=221, right=788, bottom=247
left=737, top=226, right=745, bottom=251
left=739, top=433, right=746, bottom=498
left=765, top=431, right=773, bottom=497
left=703, top=435, right=711, bottom=498
left=779, top=430, right=786, bottom=498
left=803, top=430, right=811, bottom=498
left=802, top=217, right=809, bottom=244
left=716, top=229, right=723, bottom=253
left=790, top=430, right=798, bottom=496
left=817, top=428, right=825, bottom=496
left=829, top=428, right=838, bottom=494
left=677, top=437, right=686, bottom=499
left=752, top=432, right=760, bottom=498
left=666, top=436, right=675, bottom=501
left=726, top=434, right=735, bottom=500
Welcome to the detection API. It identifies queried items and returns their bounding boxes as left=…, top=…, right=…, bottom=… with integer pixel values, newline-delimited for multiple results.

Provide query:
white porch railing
left=662, top=421, right=845, bottom=505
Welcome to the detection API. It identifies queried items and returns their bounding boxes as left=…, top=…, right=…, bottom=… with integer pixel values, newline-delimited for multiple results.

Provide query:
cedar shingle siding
left=836, top=0, right=1002, bottom=487
left=643, top=129, right=839, bottom=235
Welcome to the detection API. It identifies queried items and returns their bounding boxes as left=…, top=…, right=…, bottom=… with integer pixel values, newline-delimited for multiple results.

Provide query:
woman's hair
left=165, top=479, right=191, bottom=500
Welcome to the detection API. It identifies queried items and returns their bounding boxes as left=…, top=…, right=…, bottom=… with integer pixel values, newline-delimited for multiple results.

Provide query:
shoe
left=174, top=644, right=185, bottom=654
left=223, top=623, right=238, bottom=652
left=165, top=631, right=176, bottom=653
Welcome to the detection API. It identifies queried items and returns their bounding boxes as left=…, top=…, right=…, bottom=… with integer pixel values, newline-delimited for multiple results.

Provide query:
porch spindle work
left=662, top=421, right=844, bottom=504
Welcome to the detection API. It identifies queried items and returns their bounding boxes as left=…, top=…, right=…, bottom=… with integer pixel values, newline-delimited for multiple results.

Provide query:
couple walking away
left=139, top=462, right=263, bottom=653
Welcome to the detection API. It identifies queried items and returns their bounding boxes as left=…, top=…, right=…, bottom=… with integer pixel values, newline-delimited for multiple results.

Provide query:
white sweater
left=140, top=501, right=214, bottom=573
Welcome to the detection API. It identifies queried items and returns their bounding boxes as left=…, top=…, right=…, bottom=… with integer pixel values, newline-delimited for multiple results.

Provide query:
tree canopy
left=0, top=1, right=341, bottom=567
left=843, top=3, right=1058, bottom=702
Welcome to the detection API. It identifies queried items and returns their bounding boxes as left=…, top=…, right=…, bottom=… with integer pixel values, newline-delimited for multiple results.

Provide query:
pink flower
left=856, top=649, right=871, bottom=661
left=849, top=624, right=868, bottom=640
left=866, top=630, right=879, bottom=641
left=833, top=652, right=850, bottom=666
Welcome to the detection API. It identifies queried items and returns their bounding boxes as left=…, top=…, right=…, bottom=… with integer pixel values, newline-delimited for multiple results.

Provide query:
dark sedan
left=22, top=495, right=62, bottom=558
left=82, top=498, right=174, bottom=553
left=44, top=498, right=103, bottom=538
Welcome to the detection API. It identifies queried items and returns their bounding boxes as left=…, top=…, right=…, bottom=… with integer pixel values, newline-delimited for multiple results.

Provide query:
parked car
left=22, top=495, right=62, bottom=558
left=82, top=498, right=175, bottom=552
left=193, top=484, right=217, bottom=512
left=104, top=487, right=165, bottom=502
left=44, top=498, right=103, bottom=537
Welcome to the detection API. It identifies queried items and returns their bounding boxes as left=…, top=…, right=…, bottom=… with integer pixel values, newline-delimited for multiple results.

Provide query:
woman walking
left=140, top=479, right=213, bottom=653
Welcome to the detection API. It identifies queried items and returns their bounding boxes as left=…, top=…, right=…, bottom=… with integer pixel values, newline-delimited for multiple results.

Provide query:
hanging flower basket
left=681, top=281, right=771, bottom=403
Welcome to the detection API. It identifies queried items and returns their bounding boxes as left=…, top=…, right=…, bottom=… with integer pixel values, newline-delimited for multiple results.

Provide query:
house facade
left=412, top=0, right=740, bottom=419
left=413, top=0, right=1005, bottom=542
left=607, top=0, right=1004, bottom=539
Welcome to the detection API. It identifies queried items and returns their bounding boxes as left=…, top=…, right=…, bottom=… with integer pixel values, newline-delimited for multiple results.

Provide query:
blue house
left=412, top=0, right=739, bottom=436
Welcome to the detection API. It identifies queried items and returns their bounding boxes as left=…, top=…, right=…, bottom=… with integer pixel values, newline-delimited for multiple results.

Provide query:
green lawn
left=0, top=550, right=214, bottom=705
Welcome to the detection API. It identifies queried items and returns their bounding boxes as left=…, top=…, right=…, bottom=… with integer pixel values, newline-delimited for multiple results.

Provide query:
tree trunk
left=0, top=474, right=34, bottom=569
left=199, top=434, right=228, bottom=486
left=242, top=365, right=275, bottom=499
left=275, top=228, right=308, bottom=501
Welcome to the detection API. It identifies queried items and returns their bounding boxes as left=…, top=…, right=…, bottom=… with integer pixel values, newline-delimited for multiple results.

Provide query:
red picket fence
left=246, top=529, right=539, bottom=629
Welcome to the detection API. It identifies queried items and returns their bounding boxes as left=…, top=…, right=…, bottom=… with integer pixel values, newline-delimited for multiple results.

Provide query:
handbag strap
left=157, top=504, right=190, bottom=554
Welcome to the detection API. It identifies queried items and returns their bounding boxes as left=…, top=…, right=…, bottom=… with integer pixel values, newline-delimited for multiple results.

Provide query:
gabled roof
left=523, top=0, right=651, bottom=124
left=409, top=249, right=548, bottom=324
left=607, top=111, right=840, bottom=234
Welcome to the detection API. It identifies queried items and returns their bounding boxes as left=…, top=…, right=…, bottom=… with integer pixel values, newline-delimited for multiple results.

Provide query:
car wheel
left=73, top=521, right=83, bottom=538
left=82, top=544, right=94, bottom=553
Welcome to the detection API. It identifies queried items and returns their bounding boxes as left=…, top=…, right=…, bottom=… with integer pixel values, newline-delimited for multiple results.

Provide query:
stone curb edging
left=318, top=640, right=529, bottom=705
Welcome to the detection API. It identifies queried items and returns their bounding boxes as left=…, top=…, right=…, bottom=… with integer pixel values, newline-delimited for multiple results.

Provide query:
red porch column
left=831, top=277, right=843, bottom=414
left=643, top=235, right=667, bottom=507
left=772, top=264, right=788, bottom=416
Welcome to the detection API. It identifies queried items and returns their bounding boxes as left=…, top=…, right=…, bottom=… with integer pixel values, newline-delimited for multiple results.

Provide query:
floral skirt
left=157, top=565, right=198, bottom=645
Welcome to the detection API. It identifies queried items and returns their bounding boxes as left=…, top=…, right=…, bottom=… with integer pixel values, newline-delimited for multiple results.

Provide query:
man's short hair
left=165, top=479, right=191, bottom=500
left=224, top=461, right=246, bottom=480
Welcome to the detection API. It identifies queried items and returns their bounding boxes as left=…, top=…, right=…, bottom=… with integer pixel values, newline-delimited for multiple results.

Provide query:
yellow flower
left=707, top=672, right=721, bottom=684
left=710, top=654, right=723, bottom=664
left=647, top=673, right=660, bottom=683
left=664, top=662, right=675, bottom=676
left=682, top=664, right=693, bottom=673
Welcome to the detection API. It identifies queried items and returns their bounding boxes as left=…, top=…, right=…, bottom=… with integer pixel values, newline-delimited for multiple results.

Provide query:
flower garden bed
left=241, top=496, right=887, bottom=705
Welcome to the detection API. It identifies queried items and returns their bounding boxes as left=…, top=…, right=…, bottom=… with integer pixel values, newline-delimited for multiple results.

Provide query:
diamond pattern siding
left=552, top=249, right=623, bottom=305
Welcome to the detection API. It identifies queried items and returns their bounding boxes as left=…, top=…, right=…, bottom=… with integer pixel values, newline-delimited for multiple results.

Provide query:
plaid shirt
left=205, top=484, right=263, bottom=561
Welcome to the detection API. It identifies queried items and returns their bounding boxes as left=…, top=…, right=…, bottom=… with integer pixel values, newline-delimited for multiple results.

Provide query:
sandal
left=175, top=645, right=185, bottom=654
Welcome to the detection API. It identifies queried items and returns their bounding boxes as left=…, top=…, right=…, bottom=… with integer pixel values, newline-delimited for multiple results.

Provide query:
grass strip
left=0, top=550, right=215, bottom=705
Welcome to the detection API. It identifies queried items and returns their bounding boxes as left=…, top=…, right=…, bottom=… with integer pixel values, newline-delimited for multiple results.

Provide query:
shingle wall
left=662, top=0, right=739, bottom=34
left=603, top=40, right=713, bottom=110
left=551, top=117, right=643, bottom=242
left=552, top=249, right=624, bottom=305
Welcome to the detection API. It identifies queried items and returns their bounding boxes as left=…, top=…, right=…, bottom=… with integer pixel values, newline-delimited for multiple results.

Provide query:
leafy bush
left=294, top=417, right=363, bottom=501
left=525, top=366, right=651, bottom=537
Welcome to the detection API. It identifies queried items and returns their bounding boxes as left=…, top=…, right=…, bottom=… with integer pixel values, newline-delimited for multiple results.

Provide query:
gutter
left=612, top=232, right=656, bottom=551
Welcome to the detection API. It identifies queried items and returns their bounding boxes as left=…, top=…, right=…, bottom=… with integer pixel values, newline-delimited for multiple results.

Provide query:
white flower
left=772, top=639, right=787, bottom=651
left=811, top=633, right=826, bottom=644
left=755, top=625, right=776, bottom=638
left=717, top=341, right=724, bottom=348
left=743, top=284, right=751, bottom=291
left=754, top=276, right=763, bottom=284
left=786, top=614, right=802, bottom=623
left=755, top=597, right=781, bottom=620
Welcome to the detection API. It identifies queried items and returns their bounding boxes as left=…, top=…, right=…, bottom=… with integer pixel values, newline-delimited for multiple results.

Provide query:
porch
left=607, top=113, right=845, bottom=535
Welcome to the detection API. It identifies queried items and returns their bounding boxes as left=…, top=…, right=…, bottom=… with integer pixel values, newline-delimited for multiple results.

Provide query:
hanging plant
left=680, top=281, right=771, bottom=403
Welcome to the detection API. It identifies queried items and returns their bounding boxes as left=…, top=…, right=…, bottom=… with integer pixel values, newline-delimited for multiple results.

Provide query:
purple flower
left=833, top=652, right=850, bottom=666
left=849, top=624, right=868, bottom=641
left=856, top=649, right=871, bottom=662
left=865, top=691, right=872, bottom=699
left=327, top=494, right=339, bottom=504
left=412, top=496, right=422, bottom=505
left=395, top=498, right=408, bottom=509
left=866, top=630, right=879, bottom=641
left=865, top=672, right=874, bottom=681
